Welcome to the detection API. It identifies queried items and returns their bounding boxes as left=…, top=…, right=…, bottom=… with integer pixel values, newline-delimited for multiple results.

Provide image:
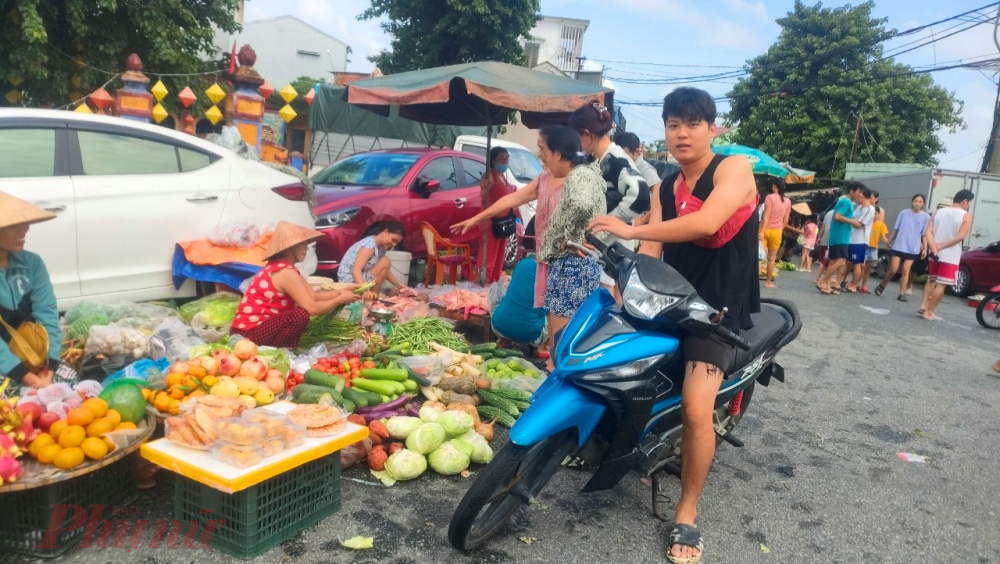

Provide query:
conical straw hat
left=0, top=192, right=56, bottom=229
left=265, top=221, right=323, bottom=259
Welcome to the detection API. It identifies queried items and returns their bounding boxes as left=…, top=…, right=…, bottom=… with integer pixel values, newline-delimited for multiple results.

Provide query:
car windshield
left=461, top=145, right=542, bottom=183
left=313, top=153, right=420, bottom=187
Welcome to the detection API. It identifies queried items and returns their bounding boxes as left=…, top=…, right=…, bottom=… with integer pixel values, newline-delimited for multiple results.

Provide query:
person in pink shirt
left=798, top=216, right=818, bottom=272
left=759, top=179, right=791, bottom=288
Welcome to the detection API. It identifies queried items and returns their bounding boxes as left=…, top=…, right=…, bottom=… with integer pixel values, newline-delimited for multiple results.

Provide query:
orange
left=49, top=420, right=68, bottom=441
left=169, top=388, right=186, bottom=400
left=82, top=398, right=108, bottom=418
left=58, top=425, right=86, bottom=448
left=29, top=434, right=55, bottom=458
left=105, top=409, right=122, bottom=427
left=166, top=373, right=185, bottom=387
left=66, top=407, right=94, bottom=427
left=54, top=447, right=85, bottom=470
left=102, top=436, right=117, bottom=453
left=187, top=365, right=207, bottom=378
left=154, top=394, right=171, bottom=413
left=81, top=437, right=108, bottom=460
left=37, top=444, right=62, bottom=464
left=168, top=399, right=180, bottom=416
left=113, top=422, right=137, bottom=431
left=189, top=390, right=206, bottom=398
left=86, top=417, right=113, bottom=437
left=142, top=388, right=152, bottom=401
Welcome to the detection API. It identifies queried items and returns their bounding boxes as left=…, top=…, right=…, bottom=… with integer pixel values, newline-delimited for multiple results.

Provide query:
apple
left=37, top=412, right=60, bottom=433
left=15, top=402, right=43, bottom=423
left=233, top=340, right=258, bottom=361
left=264, top=373, right=284, bottom=395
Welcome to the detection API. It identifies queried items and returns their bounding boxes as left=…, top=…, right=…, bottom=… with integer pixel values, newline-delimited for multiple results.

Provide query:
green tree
left=725, top=1, right=964, bottom=179
left=359, top=0, right=541, bottom=73
left=0, top=0, right=241, bottom=113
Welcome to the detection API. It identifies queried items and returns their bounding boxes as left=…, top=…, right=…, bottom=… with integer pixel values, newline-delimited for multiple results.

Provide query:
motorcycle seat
left=724, top=302, right=793, bottom=375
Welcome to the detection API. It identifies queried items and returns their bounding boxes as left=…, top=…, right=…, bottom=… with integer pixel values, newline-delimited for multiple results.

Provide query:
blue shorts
left=545, top=256, right=601, bottom=318
left=848, top=244, right=868, bottom=265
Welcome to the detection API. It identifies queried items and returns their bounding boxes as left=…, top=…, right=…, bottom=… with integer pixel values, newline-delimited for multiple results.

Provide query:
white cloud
left=607, top=0, right=776, bottom=50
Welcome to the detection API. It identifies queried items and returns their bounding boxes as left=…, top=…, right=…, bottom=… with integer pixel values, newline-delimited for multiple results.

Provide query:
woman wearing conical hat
left=231, top=222, right=360, bottom=348
left=0, top=192, right=77, bottom=396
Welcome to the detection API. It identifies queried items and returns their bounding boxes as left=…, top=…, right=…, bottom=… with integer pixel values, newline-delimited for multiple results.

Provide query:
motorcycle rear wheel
left=976, top=293, right=1000, bottom=329
left=448, top=429, right=577, bottom=551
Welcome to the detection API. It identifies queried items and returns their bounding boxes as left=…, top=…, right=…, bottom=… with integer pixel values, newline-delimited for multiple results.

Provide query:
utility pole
left=983, top=81, right=1000, bottom=173
left=575, top=56, right=586, bottom=80
left=849, top=110, right=863, bottom=163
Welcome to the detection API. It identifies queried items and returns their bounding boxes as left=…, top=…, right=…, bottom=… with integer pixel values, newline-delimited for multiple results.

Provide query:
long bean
left=299, top=311, right=363, bottom=349
left=387, top=317, right=467, bottom=354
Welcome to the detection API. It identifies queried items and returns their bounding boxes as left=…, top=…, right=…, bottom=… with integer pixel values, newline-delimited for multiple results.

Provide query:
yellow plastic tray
left=141, top=401, right=367, bottom=493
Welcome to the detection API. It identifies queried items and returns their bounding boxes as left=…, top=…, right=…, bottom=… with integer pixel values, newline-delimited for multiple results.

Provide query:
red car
left=311, top=149, right=486, bottom=275
left=953, top=240, right=1000, bottom=296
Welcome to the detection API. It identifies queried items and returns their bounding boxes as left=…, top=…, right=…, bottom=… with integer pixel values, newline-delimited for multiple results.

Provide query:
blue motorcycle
left=449, top=234, right=802, bottom=550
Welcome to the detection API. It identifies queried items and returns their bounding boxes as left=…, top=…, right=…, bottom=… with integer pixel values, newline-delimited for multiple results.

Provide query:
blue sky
left=246, top=0, right=998, bottom=172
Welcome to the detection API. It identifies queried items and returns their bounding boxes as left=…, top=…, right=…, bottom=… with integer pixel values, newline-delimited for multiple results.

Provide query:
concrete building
left=215, top=15, right=350, bottom=89
left=523, top=16, right=590, bottom=74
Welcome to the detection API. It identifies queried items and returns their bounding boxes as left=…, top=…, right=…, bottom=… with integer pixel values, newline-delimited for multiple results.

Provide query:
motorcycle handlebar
left=585, top=232, right=608, bottom=254
left=714, top=324, right=751, bottom=351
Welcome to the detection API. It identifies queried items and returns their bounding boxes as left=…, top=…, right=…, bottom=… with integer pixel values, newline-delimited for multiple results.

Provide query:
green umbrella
left=712, top=144, right=787, bottom=178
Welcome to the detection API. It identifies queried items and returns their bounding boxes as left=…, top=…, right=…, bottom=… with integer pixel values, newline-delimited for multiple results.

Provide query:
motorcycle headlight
left=582, top=354, right=666, bottom=380
left=621, top=269, right=681, bottom=320
left=316, top=207, right=360, bottom=229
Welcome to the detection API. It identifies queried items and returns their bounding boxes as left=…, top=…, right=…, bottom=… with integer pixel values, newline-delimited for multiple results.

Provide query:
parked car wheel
left=503, top=232, right=518, bottom=270
left=951, top=265, right=972, bottom=297
left=874, top=252, right=891, bottom=280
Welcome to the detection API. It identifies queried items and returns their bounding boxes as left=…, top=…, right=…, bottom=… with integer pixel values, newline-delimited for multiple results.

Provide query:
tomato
left=344, top=381, right=351, bottom=388
left=296, top=373, right=305, bottom=383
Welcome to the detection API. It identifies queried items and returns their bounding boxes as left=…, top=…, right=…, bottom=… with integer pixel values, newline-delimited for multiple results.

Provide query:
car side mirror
left=425, top=179, right=441, bottom=193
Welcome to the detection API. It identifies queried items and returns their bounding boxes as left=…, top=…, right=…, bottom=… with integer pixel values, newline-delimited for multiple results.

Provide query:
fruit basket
left=0, top=413, right=155, bottom=558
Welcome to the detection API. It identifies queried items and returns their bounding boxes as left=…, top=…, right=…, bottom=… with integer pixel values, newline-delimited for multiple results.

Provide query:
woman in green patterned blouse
left=452, top=126, right=605, bottom=362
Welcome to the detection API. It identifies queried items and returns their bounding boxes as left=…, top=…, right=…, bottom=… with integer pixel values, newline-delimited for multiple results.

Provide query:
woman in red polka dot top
left=231, top=222, right=360, bottom=348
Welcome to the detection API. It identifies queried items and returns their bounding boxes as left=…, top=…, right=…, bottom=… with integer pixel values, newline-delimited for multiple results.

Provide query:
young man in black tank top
left=589, top=87, right=758, bottom=564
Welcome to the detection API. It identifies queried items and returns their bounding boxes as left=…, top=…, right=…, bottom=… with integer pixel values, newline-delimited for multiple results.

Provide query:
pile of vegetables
left=388, top=317, right=467, bottom=354
left=292, top=352, right=430, bottom=415
left=299, top=310, right=364, bottom=349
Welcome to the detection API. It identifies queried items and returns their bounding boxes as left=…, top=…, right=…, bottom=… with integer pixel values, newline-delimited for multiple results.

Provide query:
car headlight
left=621, top=269, right=681, bottom=320
left=316, top=207, right=360, bottom=229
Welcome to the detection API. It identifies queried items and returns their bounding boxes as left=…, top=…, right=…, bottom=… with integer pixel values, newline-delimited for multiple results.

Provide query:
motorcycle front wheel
left=448, top=429, right=577, bottom=551
left=976, top=293, right=1000, bottom=329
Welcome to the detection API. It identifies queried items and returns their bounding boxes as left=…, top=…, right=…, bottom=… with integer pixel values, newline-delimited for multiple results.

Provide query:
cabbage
left=405, top=422, right=445, bottom=454
left=384, top=449, right=427, bottom=481
left=428, top=440, right=472, bottom=475
left=384, top=416, right=424, bottom=439
left=456, top=430, right=494, bottom=464
left=437, top=410, right=474, bottom=436
left=419, top=403, right=445, bottom=423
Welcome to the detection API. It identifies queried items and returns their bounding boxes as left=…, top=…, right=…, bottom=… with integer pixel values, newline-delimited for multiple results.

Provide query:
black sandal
left=897, top=295, right=907, bottom=302
left=874, top=283, right=886, bottom=297
left=667, top=524, right=705, bottom=564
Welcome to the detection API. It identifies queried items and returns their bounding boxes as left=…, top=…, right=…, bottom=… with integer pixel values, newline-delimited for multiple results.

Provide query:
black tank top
left=659, top=155, right=760, bottom=332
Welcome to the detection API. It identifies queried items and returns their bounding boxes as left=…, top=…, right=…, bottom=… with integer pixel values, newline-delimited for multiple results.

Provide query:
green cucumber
left=403, top=366, right=431, bottom=387
left=401, top=378, right=418, bottom=392
left=293, top=384, right=344, bottom=405
left=359, top=391, right=384, bottom=405
left=341, top=389, right=369, bottom=408
left=379, top=394, right=391, bottom=403
left=341, top=399, right=356, bottom=412
left=495, top=348, right=523, bottom=358
left=470, top=343, right=498, bottom=353
left=304, top=370, right=345, bottom=392
left=351, top=378, right=398, bottom=396
left=389, top=380, right=406, bottom=394
left=374, top=350, right=402, bottom=361
left=359, top=368, right=408, bottom=382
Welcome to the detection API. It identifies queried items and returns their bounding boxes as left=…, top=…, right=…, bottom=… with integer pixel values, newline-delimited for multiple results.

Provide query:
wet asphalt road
left=3, top=271, right=999, bottom=563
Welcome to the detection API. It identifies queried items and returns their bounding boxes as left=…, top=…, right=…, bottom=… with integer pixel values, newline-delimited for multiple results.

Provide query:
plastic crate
left=0, top=453, right=139, bottom=558
left=173, top=452, right=341, bottom=559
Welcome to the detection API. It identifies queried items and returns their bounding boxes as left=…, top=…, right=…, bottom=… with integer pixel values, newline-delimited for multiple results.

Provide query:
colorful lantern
left=304, top=89, right=315, bottom=106
left=151, top=103, right=169, bottom=123
left=279, top=84, right=298, bottom=104
left=4, top=89, right=20, bottom=105
left=279, top=104, right=297, bottom=123
left=9, top=76, right=23, bottom=88
left=204, top=105, right=223, bottom=125
left=74, top=102, right=93, bottom=114
left=178, top=87, right=196, bottom=108
left=259, top=79, right=273, bottom=99
left=71, top=75, right=82, bottom=88
left=151, top=80, right=168, bottom=102
left=205, top=83, right=226, bottom=105
left=90, top=88, right=113, bottom=110
left=69, top=91, right=84, bottom=103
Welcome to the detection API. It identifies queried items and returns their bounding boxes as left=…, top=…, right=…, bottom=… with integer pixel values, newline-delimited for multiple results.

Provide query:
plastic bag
left=341, top=437, right=372, bottom=469
left=208, top=221, right=275, bottom=249
left=395, top=301, right=431, bottom=324
left=65, top=301, right=114, bottom=325
left=153, top=318, right=206, bottom=362
left=397, top=355, right=445, bottom=386
left=80, top=354, right=132, bottom=382
left=110, top=302, right=178, bottom=324
left=289, top=344, right=329, bottom=374
left=190, top=312, right=230, bottom=343
left=326, top=339, right=368, bottom=359
left=102, top=358, right=168, bottom=389
left=84, top=324, right=150, bottom=358
left=179, top=292, right=242, bottom=324
left=484, top=357, right=547, bottom=392
left=487, top=279, right=509, bottom=312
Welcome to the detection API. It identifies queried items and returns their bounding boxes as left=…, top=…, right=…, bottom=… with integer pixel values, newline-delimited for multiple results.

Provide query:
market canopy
left=309, top=85, right=486, bottom=148
left=344, top=61, right=615, bottom=128
left=782, top=163, right=817, bottom=184
left=712, top=144, right=787, bottom=178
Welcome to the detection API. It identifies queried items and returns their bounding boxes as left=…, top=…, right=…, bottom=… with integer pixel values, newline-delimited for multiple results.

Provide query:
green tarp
left=309, top=84, right=486, bottom=149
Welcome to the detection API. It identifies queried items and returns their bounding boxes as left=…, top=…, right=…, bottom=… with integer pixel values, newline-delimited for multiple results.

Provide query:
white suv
left=0, top=109, right=317, bottom=310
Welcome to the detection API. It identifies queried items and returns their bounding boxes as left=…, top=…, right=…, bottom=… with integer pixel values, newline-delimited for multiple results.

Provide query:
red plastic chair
left=420, top=222, right=474, bottom=285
